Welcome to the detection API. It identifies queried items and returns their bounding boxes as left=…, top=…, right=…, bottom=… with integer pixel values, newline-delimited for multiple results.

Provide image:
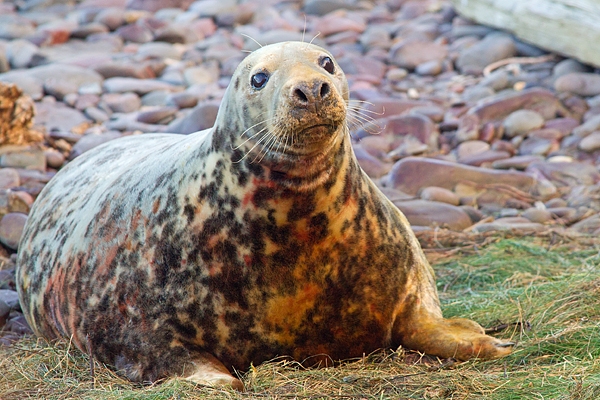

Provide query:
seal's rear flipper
left=394, top=314, right=514, bottom=361
left=185, top=352, right=245, bottom=391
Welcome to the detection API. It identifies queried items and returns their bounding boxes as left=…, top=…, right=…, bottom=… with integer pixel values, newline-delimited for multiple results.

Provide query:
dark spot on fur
left=183, top=204, right=195, bottom=223
left=309, top=212, right=329, bottom=241
left=166, top=318, right=197, bottom=339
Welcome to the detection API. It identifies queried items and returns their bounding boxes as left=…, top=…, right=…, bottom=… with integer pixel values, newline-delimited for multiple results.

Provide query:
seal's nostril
left=294, top=88, right=308, bottom=103
left=319, top=83, right=330, bottom=99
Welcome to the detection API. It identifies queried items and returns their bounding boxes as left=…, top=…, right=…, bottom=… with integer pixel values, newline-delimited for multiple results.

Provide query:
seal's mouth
left=300, top=123, right=339, bottom=141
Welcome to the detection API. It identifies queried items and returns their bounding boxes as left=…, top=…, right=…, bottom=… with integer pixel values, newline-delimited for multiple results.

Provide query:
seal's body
left=17, top=42, right=511, bottom=389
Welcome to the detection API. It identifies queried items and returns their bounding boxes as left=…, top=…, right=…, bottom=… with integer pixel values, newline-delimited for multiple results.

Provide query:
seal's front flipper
left=185, top=352, right=244, bottom=391
left=394, top=315, right=514, bottom=361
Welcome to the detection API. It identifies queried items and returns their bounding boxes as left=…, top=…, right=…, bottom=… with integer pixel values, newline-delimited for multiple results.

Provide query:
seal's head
left=215, top=42, right=349, bottom=186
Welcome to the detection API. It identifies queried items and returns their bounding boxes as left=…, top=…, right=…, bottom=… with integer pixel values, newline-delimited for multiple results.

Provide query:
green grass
left=2, top=237, right=600, bottom=399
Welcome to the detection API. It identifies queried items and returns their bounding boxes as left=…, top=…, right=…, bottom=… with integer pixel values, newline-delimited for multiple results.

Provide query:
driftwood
left=451, top=0, right=600, bottom=68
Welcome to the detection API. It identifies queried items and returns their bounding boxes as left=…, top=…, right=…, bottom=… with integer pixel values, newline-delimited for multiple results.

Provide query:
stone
left=458, top=150, right=511, bottom=167
left=127, top=0, right=194, bottom=12
left=313, top=12, right=367, bottom=37
left=374, top=114, right=438, bottom=149
left=154, top=24, right=197, bottom=44
left=167, top=101, right=220, bottom=134
left=547, top=207, right=577, bottom=223
left=103, top=77, right=179, bottom=94
left=415, top=60, right=443, bottom=76
left=105, top=114, right=168, bottom=133
left=137, top=106, right=177, bottom=124
left=419, top=186, right=460, bottom=206
left=456, top=34, right=517, bottom=75
left=141, top=90, right=170, bottom=106
left=479, top=70, right=510, bottom=91
left=0, top=298, right=9, bottom=327
left=102, top=92, right=142, bottom=113
left=45, top=149, right=65, bottom=169
left=183, top=63, right=220, bottom=86
left=0, top=212, right=27, bottom=250
left=34, top=102, right=90, bottom=132
left=391, top=40, right=448, bottom=70
left=337, top=54, right=386, bottom=84
left=85, top=106, right=110, bottom=123
left=552, top=59, right=591, bottom=78
left=94, top=61, right=156, bottom=79
left=0, top=289, right=18, bottom=310
left=137, top=41, right=182, bottom=60
left=0, top=72, right=43, bottom=100
left=462, top=85, right=495, bottom=103
left=393, top=199, right=473, bottom=230
left=545, top=198, right=567, bottom=208
left=6, top=39, right=39, bottom=69
left=492, top=155, right=544, bottom=170
left=555, top=73, right=600, bottom=97
left=569, top=214, right=600, bottom=234
left=518, top=137, right=556, bottom=156
left=471, top=220, right=546, bottom=234
left=360, top=26, right=392, bottom=50
left=460, top=205, right=485, bottom=223
left=71, top=22, right=110, bottom=39
left=573, top=114, right=600, bottom=138
left=0, top=169, right=20, bottom=190
left=0, top=15, right=35, bottom=40
left=503, top=109, right=545, bottom=137
left=387, top=136, right=429, bottom=159
left=0, top=147, right=46, bottom=171
left=468, top=88, right=566, bottom=125
left=522, top=208, right=552, bottom=224
left=353, top=144, right=392, bottom=179
left=8, top=191, right=33, bottom=214
left=23, top=63, right=103, bottom=89
left=544, top=118, right=579, bottom=136
left=386, top=157, right=537, bottom=196
left=166, top=92, right=198, bottom=109
left=5, top=314, right=32, bottom=335
left=116, top=24, right=153, bottom=43
left=304, top=0, right=354, bottom=15
left=526, top=161, right=600, bottom=187
left=188, top=0, right=237, bottom=17
left=69, top=131, right=123, bottom=159
left=527, top=128, right=564, bottom=141
left=94, top=8, right=126, bottom=31
left=71, top=96, right=100, bottom=112
left=43, top=78, right=78, bottom=101
left=0, top=44, right=7, bottom=74
left=456, top=140, right=490, bottom=160
left=578, top=131, right=600, bottom=152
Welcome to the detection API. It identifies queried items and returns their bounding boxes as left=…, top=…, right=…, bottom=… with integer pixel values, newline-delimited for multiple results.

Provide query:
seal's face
left=220, top=42, right=349, bottom=166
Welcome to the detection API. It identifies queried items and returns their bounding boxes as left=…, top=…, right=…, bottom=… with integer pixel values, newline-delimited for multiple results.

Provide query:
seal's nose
left=292, top=80, right=331, bottom=106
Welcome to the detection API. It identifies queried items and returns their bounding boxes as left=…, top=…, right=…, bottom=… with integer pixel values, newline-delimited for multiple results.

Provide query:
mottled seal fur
left=16, top=41, right=512, bottom=389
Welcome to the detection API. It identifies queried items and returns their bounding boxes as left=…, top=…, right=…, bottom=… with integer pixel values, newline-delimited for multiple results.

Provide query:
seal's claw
left=496, top=341, right=516, bottom=348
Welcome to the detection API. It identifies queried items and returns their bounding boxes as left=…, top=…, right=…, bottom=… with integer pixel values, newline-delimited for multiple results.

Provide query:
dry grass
left=2, top=237, right=600, bottom=399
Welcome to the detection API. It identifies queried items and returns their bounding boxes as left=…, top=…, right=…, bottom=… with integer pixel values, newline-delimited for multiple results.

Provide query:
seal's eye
left=320, top=56, right=335, bottom=74
left=251, top=72, right=269, bottom=89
